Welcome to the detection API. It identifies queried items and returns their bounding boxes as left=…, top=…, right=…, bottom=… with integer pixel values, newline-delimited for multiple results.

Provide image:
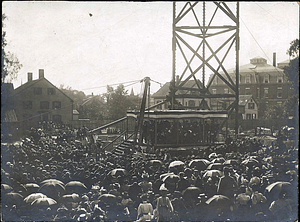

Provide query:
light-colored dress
left=137, top=202, right=153, bottom=221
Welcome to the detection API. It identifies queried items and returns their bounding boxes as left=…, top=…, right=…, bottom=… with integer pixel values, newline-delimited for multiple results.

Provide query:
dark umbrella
left=169, top=161, right=185, bottom=168
left=38, top=181, right=65, bottom=199
left=25, top=183, right=40, bottom=194
left=24, top=193, right=47, bottom=204
left=206, top=163, right=224, bottom=171
left=162, top=174, right=180, bottom=184
left=40, top=179, right=65, bottom=186
left=65, top=181, right=87, bottom=194
left=4, top=192, right=24, bottom=206
left=99, top=194, right=117, bottom=204
left=265, top=181, right=291, bottom=197
left=1, top=184, right=13, bottom=193
left=182, top=186, right=201, bottom=200
left=31, top=197, right=57, bottom=207
left=189, top=159, right=210, bottom=171
left=205, top=195, right=231, bottom=210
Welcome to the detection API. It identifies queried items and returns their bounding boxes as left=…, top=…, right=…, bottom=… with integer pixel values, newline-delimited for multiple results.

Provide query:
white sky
left=3, top=1, right=299, bottom=96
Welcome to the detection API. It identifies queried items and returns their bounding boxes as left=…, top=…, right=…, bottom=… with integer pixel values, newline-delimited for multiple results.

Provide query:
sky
left=2, top=1, right=299, bottom=96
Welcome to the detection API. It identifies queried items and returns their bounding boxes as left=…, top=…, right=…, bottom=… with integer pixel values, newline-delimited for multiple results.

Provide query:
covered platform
left=127, top=110, right=228, bottom=148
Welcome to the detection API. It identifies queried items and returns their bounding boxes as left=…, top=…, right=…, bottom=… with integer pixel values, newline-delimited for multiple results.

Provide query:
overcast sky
left=3, top=1, right=299, bottom=96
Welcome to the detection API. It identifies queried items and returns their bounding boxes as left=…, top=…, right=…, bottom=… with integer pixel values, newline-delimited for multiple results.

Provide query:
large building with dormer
left=208, top=56, right=292, bottom=118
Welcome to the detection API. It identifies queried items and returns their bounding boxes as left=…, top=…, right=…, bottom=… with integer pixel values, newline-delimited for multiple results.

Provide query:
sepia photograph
left=1, top=1, right=299, bottom=221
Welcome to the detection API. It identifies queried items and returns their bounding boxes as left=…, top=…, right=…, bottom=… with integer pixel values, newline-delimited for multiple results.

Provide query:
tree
left=284, top=39, right=299, bottom=96
left=284, top=39, right=299, bottom=119
left=1, top=14, right=22, bottom=83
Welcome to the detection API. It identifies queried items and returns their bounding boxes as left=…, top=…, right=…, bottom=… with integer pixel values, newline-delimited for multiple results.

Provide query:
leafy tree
left=283, top=39, right=299, bottom=119
left=1, top=14, right=22, bottom=83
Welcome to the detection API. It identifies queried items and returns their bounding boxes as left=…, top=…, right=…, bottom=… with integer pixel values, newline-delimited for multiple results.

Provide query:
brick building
left=208, top=55, right=292, bottom=118
left=9, top=69, right=74, bottom=126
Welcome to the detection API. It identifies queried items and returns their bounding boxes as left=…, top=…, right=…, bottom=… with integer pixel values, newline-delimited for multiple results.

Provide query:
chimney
left=176, top=75, right=179, bottom=83
left=28, top=72, right=33, bottom=82
left=39, top=69, right=44, bottom=79
left=273, top=52, right=276, bottom=67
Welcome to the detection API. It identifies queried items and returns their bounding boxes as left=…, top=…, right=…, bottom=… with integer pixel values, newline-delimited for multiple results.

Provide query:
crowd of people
left=1, top=121, right=298, bottom=221
left=142, top=119, right=220, bottom=145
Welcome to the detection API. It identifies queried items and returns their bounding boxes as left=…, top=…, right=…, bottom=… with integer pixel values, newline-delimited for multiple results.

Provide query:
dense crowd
left=1, top=121, right=298, bottom=221
left=142, top=119, right=220, bottom=145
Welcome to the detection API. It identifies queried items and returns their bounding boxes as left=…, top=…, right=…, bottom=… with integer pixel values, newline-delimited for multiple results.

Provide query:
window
left=245, top=88, right=251, bottom=95
left=252, top=114, right=257, bottom=119
left=34, top=87, right=42, bottom=95
left=277, top=101, right=282, bottom=106
left=156, top=101, right=162, bottom=110
left=245, top=74, right=251, bottom=83
left=39, top=112, right=48, bottom=121
left=224, top=88, right=229, bottom=94
left=264, top=88, right=269, bottom=98
left=277, top=76, right=283, bottom=83
left=40, top=101, right=49, bottom=109
left=52, top=115, right=62, bottom=122
left=212, top=89, right=217, bottom=94
left=277, top=87, right=282, bottom=98
left=52, top=101, right=61, bottom=109
left=248, top=103, right=255, bottom=109
left=47, top=88, right=56, bottom=95
left=188, top=100, right=195, bottom=107
left=246, top=114, right=252, bottom=120
left=23, top=101, right=32, bottom=109
left=264, top=75, right=269, bottom=83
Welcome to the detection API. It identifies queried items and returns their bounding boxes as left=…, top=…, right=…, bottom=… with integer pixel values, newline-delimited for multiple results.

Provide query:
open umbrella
left=206, top=195, right=231, bottom=210
left=38, top=181, right=65, bottom=199
left=40, top=179, right=65, bottom=186
left=4, top=192, right=24, bottom=206
left=206, top=163, right=224, bottom=171
left=169, top=161, right=185, bottom=168
left=24, top=193, right=47, bottom=204
left=265, top=181, right=291, bottom=196
left=65, top=181, right=87, bottom=194
left=189, top=159, right=210, bottom=171
left=108, top=169, right=128, bottom=178
left=99, top=194, right=117, bottom=204
left=1, top=184, right=13, bottom=193
left=182, top=186, right=201, bottom=200
left=25, top=183, right=40, bottom=194
left=203, top=170, right=223, bottom=178
left=31, top=197, right=57, bottom=207
left=61, top=193, right=81, bottom=203
left=162, top=174, right=180, bottom=184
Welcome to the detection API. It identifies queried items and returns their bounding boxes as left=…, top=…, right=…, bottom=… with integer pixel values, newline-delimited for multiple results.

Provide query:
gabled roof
left=152, top=80, right=202, bottom=98
left=11, top=77, right=74, bottom=102
left=239, top=95, right=256, bottom=106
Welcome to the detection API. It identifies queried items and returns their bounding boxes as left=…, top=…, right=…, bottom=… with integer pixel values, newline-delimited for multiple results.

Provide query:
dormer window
left=277, top=76, right=283, bottom=83
left=264, top=75, right=269, bottom=83
left=245, top=74, right=251, bottom=83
